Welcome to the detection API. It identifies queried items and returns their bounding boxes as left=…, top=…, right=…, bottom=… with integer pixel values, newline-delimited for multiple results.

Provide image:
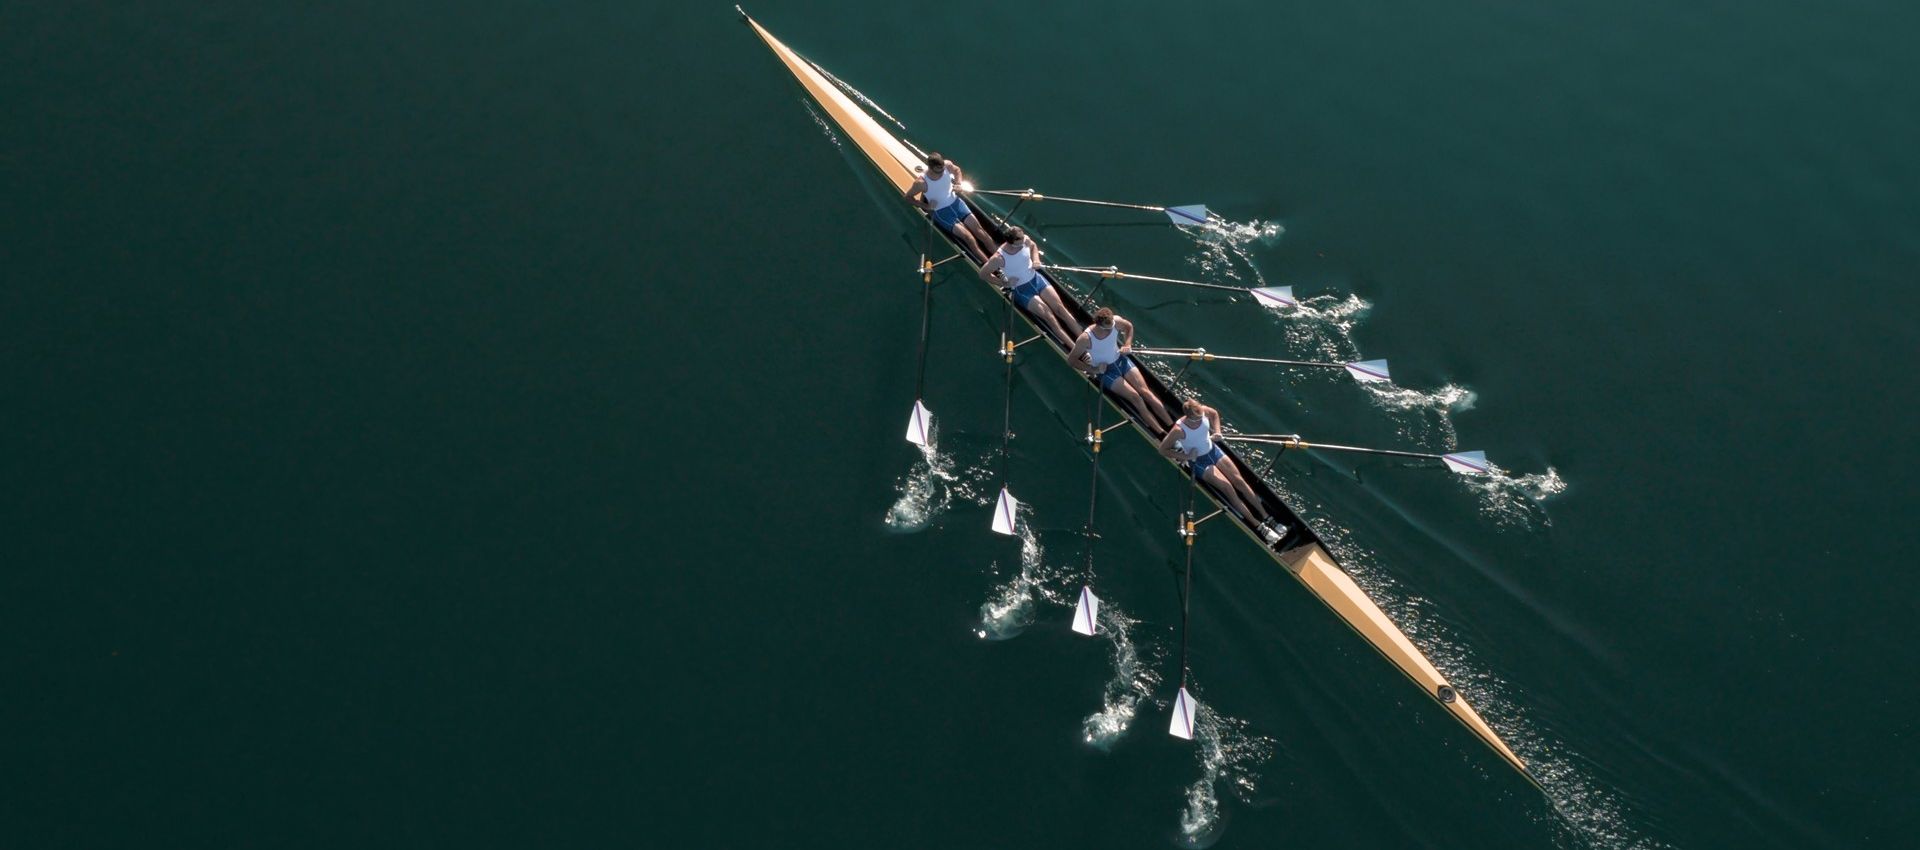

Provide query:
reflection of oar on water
left=1134, top=346, right=1391, bottom=385
left=1222, top=434, right=1496, bottom=476
left=968, top=187, right=1210, bottom=227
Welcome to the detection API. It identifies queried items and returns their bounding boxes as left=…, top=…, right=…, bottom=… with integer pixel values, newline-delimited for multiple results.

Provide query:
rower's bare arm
left=1205, top=405, right=1224, bottom=438
left=1067, top=333, right=1092, bottom=366
left=907, top=178, right=928, bottom=208
left=1157, top=427, right=1181, bottom=458
left=1118, top=318, right=1135, bottom=351
left=978, top=253, right=1004, bottom=282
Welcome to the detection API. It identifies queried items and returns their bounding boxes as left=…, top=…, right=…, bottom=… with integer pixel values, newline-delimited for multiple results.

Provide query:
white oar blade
left=1345, top=359, right=1391, bottom=384
left=1071, top=586, right=1100, bottom=636
left=1164, top=204, right=1209, bottom=226
left=905, top=399, right=933, bottom=446
left=1441, top=450, right=1490, bottom=475
left=991, top=487, right=1020, bottom=535
left=1168, top=687, right=1199, bottom=740
left=1250, top=286, right=1296, bottom=308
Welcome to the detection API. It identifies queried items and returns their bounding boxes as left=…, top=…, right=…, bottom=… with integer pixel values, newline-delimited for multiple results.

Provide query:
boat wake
left=1176, top=695, right=1276, bottom=849
left=975, top=512, right=1069, bottom=640
left=800, top=100, right=842, bottom=148
left=1081, top=605, right=1163, bottom=749
left=1290, top=501, right=1656, bottom=850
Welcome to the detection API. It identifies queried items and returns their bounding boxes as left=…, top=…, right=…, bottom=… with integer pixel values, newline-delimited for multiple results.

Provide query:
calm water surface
left=6, top=1, right=1917, bottom=847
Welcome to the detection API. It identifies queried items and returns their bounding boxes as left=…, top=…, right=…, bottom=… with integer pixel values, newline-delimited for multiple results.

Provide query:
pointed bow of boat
left=739, top=10, right=922, bottom=193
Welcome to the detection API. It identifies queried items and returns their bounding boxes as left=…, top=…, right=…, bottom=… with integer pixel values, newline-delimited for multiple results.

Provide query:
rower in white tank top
left=1085, top=322, right=1122, bottom=368
left=908, top=152, right=992, bottom=261
left=997, top=240, right=1038, bottom=287
left=1157, top=398, right=1286, bottom=544
left=981, top=225, right=1079, bottom=343
left=1174, top=411, right=1214, bottom=457
left=1068, top=307, right=1173, bottom=433
left=922, top=165, right=959, bottom=210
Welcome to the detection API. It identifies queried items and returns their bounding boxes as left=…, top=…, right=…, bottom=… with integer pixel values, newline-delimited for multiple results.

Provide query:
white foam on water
left=975, top=511, right=1068, bottom=640
left=1080, top=606, right=1163, bottom=750
left=1183, top=215, right=1286, bottom=252
left=883, top=435, right=957, bottom=531
left=1363, top=382, right=1476, bottom=448
left=1176, top=699, right=1275, bottom=848
left=1465, top=464, right=1569, bottom=530
left=1173, top=218, right=1498, bottom=452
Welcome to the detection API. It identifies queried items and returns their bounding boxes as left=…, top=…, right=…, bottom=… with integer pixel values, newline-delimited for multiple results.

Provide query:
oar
left=1036, top=264, right=1259, bottom=297
left=990, top=301, right=1022, bottom=535
left=1071, top=415, right=1109, bottom=636
left=905, top=226, right=936, bottom=446
left=1036, top=264, right=1290, bottom=306
left=969, top=188, right=1209, bottom=227
left=1169, top=482, right=1201, bottom=740
left=1134, top=347, right=1391, bottom=385
left=1222, top=434, right=1493, bottom=475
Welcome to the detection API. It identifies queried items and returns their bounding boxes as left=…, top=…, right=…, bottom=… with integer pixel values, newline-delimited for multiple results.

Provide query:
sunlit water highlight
left=975, top=510, right=1068, bottom=640
left=1177, top=696, right=1277, bottom=848
left=1081, top=605, right=1162, bottom=749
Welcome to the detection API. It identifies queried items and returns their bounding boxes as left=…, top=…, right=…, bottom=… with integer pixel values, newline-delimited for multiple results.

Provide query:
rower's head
left=1001, top=227, right=1026, bottom=252
left=1183, top=398, right=1204, bottom=419
left=925, top=152, right=946, bottom=177
left=1093, top=307, right=1115, bottom=328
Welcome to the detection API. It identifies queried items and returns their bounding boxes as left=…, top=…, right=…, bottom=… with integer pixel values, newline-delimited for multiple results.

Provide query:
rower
left=908, top=152, right=995, bottom=261
left=1068, top=307, right=1173, bottom=432
left=1159, top=398, right=1286, bottom=543
left=979, top=226, right=1080, bottom=342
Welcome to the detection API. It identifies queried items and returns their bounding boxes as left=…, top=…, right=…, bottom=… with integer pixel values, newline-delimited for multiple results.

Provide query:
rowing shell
left=741, top=10, right=1536, bottom=788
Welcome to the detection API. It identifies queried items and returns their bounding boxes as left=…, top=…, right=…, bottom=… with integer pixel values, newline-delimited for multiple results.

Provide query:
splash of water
left=884, top=435, right=957, bottom=531
left=1465, top=465, right=1569, bottom=529
left=1080, top=605, right=1162, bottom=749
left=975, top=512, right=1068, bottom=640
left=1176, top=699, right=1275, bottom=848
left=1181, top=217, right=1283, bottom=287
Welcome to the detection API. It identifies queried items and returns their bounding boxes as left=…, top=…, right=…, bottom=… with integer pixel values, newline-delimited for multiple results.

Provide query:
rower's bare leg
left=1037, top=288, right=1083, bottom=336
left=949, top=223, right=986, bottom=262
left=1201, top=466, right=1259, bottom=522
left=960, top=217, right=997, bottom=261
left=1217, top=460, right=1270, bottom=522
left=1109, top=381, right=1155, bottom=428
left=1028, top=299, right=1074, bottom=343
left=1123, top=371, right=1174, bottom=431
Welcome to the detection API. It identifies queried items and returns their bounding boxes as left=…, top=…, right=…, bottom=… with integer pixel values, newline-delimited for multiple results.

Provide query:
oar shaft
left=1225, top=435, right=1444, bottom=462
left=1132, top=347, right=1345, bottom=369
left=972, top=189, right=1164, bottom=213
left=1043, top=265, right=1247, bottom=293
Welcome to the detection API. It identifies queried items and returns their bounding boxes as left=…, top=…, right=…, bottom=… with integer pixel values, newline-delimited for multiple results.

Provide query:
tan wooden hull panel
left=744, top=17, right=920, bottom=193
left=1282, top=543, right=1528, bottom=777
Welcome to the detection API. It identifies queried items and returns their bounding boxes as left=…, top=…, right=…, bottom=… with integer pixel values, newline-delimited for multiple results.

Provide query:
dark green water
left=7, top=1, right=1917, bottom=847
